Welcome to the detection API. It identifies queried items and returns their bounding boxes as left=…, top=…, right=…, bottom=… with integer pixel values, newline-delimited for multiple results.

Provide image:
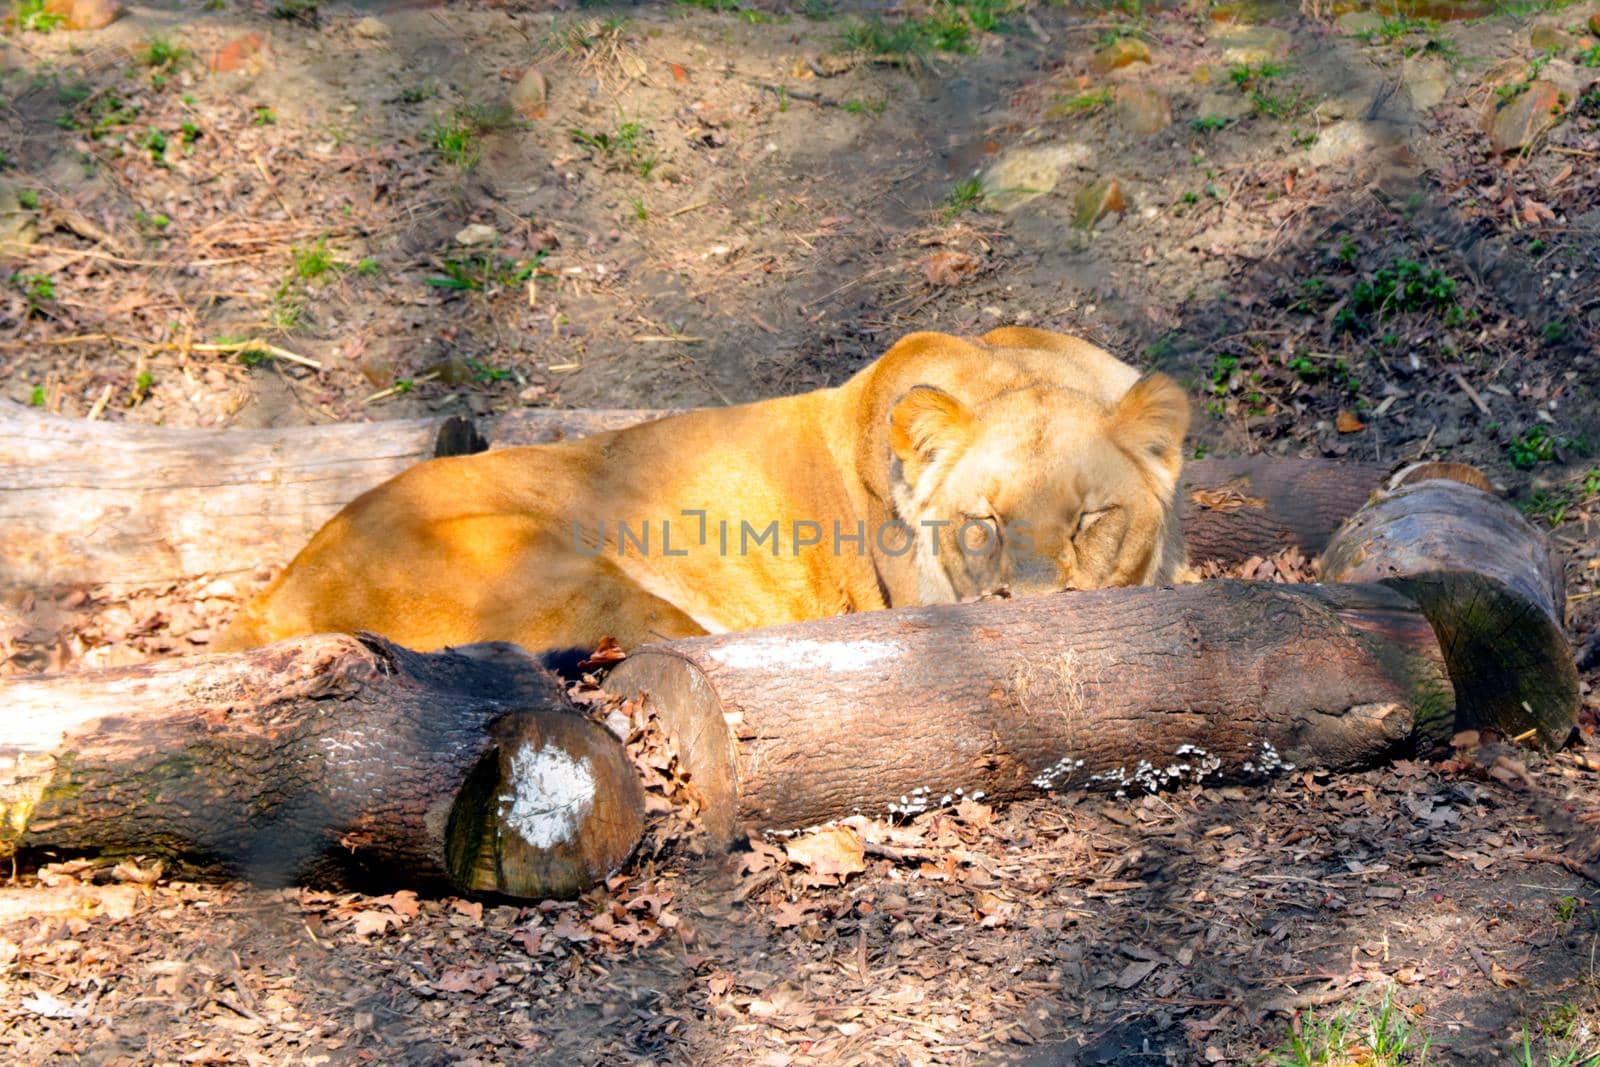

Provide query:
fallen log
left=0, top=634, right=644, bottom=898
left=601, top=460, right=1575, bottom=842
left=0, top=399, right=1384, bottom=590
left=603, top=580, right=1458, bottom=843
left=1319, top=462, right=1576, bottom=747
left=0, top=403, right=665, bottom=590
left=1179, top=455, right=1386, bottom=566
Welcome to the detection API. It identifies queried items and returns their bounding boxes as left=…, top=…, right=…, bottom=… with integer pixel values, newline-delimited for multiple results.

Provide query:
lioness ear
left=888, top=385, right=974, bottom=469
left=1112, top=373, right=1190, bottom=489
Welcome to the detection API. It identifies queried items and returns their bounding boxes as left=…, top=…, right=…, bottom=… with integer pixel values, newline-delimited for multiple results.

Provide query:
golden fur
left=215, top=328, right=1190, bottom=655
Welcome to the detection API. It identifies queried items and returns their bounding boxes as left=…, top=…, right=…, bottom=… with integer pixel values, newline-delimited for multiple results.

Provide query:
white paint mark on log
left=498, top=743, right=595, bottom=849
left=706, top=638, right=900, bottom=673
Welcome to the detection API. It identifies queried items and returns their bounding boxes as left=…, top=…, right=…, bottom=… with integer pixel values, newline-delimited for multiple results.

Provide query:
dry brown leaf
left=783, top=825, right=866, bottom=879
left=920, top=251, right=980, bottom=287
left=1114, top=959, right=1158, bottom=989
left=435, top=965, right=501, bottom=995
left=1489, top=961, right=1525, bottom=988
left=769, top=901, right=819, bottom=929
left=1336, top=410, right=1365, bottom=433
left=578, top=636, right=627, bottom=670
left=449, top=898, right=484, bottom=924
left=350, top=910, right=404, bottom=938
left=1489, top=755, right=1532, bottom=787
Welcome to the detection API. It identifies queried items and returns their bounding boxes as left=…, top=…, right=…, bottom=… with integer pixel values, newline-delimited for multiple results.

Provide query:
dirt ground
left=4, top=0, right=1600, bottom=1062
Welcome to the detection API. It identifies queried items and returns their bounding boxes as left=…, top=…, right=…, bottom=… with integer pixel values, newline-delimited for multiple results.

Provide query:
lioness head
left=886, top=373, right=1189, bottom=603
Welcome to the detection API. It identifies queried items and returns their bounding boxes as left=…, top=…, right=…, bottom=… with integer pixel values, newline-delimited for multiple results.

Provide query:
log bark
left=0, top=402, right=665, bottom=590
left=0, top=634, right=644, bottom=898
left=1179, top=455, right=1386, bottom=566
left=603, top=581, right=1457, bottom=843
left=2, top=399, right=1386, bottom=590
left=1319, top=464, right=1576, bottom=747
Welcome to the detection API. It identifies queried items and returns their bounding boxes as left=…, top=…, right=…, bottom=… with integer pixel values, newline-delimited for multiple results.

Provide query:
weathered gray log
left=0, top=634, right=644, bottom=898
left=603, top=580, right=1458, bottom=844
left=1319, top=463, right=1576, bottom=747
left=0, top=402, right=665, bottom=590
left=0, top=399, right=1386, bottom=590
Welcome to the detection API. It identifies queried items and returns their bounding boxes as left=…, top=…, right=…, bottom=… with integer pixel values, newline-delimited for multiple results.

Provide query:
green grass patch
left=1271, top=988, right=1431, bottom=1067
left=568, top=121, right=655, bottom=178
left=942, top=175, right=984, bottom=219
left=425, top=254, right=539, bottom=292
left=839, top=0, right=1015, bottom=61
left=1507, top=425, right=1567, bottom=470
left=143, top=36, right=188, bottom=71
left=291, top=238, right=340, bottom=282
left=14, top=0, right=65, bottom=32
left=1048, top=87, right=1113, bottom=118
left=11, top=271, right=55, bottom=313
left=841, top=97, right=888, bottom=115
left=1227, top=59, right=1288, bottom=90
left=1336, top=259, right=1460, bottom=333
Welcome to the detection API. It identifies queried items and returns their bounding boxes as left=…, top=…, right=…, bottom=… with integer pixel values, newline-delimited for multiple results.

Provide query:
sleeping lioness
left=215, top=327, right=1190, bottom=658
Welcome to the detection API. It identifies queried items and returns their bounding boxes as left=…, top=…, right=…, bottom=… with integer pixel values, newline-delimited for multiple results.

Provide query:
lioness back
left=216, top=328, right=1188, bottom=656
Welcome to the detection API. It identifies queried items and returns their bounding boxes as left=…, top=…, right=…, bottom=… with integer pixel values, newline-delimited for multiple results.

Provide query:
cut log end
left=1383, top=572, right=1578, bottom=749
left=446, top=710, right=647, bottom=899
left=1320, top=469, right=1577, bottom=747
left=603, top=652, right=740, bottom=847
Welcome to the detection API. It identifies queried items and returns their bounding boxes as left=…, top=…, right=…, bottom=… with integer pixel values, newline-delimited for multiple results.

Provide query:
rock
left=511, top=66, right=548, bottom=120
left=0, top=180, right=39, bottom=251
left=1305, top=121, right=1371, bottom=166
left=1213, top=25, right=1290, bottom=65
left=1091, top=37, right=1151, bottom=73
left=1334, top=11, right=1383, bottom=37
left=980, top=142, right=1091, bottom=212
left=1529, top=25, right=1571, bottom=54
left=1196, top=90, right=1253, bottom=122
left=1113, top=84, right=1172, bottom=135
left=1072, top=177, right=1125, bottom=230
left=454, top=223, right=497, bottom=247
left=1483, top=80, right=1563, bottom=154
left=41, top=0, right=121, bottom=31
left=209, top=32, right=269, bottom=75
left=352, top=16, right=389, bottom=40
left=1541, top=60, right=1589, bottom=101
left=1403, top=55, right=1451, bottom=110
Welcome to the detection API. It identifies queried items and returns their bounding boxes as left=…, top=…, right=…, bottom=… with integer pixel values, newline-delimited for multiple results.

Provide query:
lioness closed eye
left=216, top=327, right=1189, bottom=658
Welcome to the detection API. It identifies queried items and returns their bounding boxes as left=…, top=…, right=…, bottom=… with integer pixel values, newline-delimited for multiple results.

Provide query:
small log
left=604, top=581, right=1457, bottom=843
left=1319, top=464, right=1576, bottom=746
left=0, top=634, right=644, bottom=898
left=2, top=399, right=1387, bottom=590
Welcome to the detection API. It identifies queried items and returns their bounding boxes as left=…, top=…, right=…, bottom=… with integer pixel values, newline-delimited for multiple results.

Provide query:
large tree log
left=1319, top=462, right=1576, bottom=747
left=0, top=399, right=1385, bottom=590
left=603, top=581, right=1459, bottom=843
left=0, top=634, right=644, bottom=898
